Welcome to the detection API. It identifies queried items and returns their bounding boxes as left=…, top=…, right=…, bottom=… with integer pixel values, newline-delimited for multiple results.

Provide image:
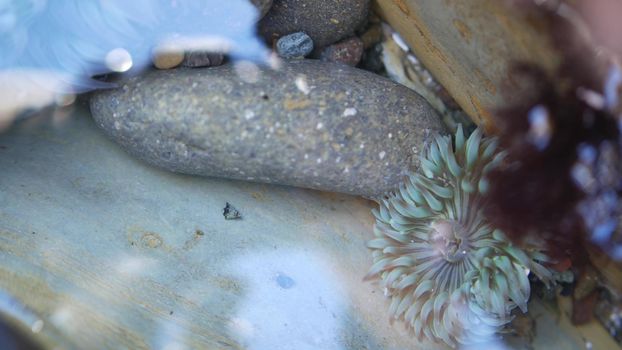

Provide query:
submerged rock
left=259, top=0, right=370, bottom=49
left=152, top=42, right=185, bottom=70
left=182, top=51, right=225, bottom=68
left=90, top=60, right=443, bottom=197
left=373, top=0, right=561, bottom=129
left=320, top=36, right=364, bottom=66
left=276, top=32, right=314, bottom=59
left=0, top=107, right=436, bottom=350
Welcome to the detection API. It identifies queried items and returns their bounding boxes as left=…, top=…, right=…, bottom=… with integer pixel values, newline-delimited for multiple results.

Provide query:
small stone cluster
left=152, top=0, right=380, bottom=69
left=91, top=0, right=446, bottom=197
left=260, top=0, right=370, bottom=66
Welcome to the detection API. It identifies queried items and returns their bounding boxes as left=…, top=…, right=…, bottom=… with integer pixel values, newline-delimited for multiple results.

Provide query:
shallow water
left=0, top=106, right=430, bottom=349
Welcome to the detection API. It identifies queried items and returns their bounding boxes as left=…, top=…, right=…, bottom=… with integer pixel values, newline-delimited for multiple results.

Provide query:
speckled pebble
left=90, top=60, right=444, bottom=197
left=276, top=32, right=314, bottom=59
left=259, top=0, right=370, bottom=49
left=182, top=51, right=225, bottom=68
left=320, top=36, right=364, bottom=66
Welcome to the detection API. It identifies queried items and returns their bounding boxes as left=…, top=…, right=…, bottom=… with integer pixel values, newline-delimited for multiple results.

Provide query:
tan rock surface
left=373, top=0, right=561, bottom=131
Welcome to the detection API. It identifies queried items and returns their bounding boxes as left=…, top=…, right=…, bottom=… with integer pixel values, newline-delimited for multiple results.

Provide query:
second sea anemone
left=366, top=126, right=553, bottom=346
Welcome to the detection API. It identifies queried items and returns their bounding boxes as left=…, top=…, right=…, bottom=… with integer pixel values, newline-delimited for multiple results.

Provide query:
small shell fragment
left=223, top=202, right=242, bottom=220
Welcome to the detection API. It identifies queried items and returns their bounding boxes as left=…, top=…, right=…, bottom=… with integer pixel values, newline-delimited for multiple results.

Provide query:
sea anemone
left=366, top=126, right=553, bottom=346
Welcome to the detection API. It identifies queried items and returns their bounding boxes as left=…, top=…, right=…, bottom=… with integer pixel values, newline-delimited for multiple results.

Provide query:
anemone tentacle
left=366, top=125, right=553, bottom=347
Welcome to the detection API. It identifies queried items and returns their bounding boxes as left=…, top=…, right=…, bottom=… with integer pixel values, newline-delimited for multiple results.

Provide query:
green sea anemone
left=366, top=126, right=553, bottom=346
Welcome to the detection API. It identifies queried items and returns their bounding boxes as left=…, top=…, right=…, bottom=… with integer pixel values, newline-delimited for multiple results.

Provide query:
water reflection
left=0, top=0, right=268, bottom=128
left=228, top=249, right=345, bottom=350
left=0, top=289, right=45, bottom=350
left=0, top=290, right=44, bottom=335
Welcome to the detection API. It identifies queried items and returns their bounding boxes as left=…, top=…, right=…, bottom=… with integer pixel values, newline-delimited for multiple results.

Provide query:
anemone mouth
left=429, top=219, right=470, bottom=263
left=366, top=126, right=553, bottom=347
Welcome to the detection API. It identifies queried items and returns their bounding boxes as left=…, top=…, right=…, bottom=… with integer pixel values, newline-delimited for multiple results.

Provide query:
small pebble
left=276, top=32, right=314, bottom=59
left=152, top=41, right=186, bottom=69
left=320, top=36, right=364, bottom=66
left=182, top=51, right=225, bottom=68
left=152, top=49, right=184, bottom=70
left=223, top=202, right=242, bottom=220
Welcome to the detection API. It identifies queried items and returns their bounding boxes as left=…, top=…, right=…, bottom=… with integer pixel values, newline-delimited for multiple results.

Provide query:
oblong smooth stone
left=90, top=59, right=444, bottom=197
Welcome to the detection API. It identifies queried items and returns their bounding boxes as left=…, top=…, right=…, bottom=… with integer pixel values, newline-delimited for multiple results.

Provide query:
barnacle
left=366, top=126, right=553, bottom=346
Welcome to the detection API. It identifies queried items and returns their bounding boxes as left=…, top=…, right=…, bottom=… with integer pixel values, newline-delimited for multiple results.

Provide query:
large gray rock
left=259, top=0, right=369, bottom=49
left=90, top=60, right=444, bottom=197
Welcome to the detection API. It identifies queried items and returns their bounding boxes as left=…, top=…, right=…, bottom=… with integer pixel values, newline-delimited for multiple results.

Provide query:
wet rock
left=182, top=51, right=225, bottom=68
left=360, top=24, right=383, bottom=50
left=90, top=60, right=443, bottom=197
left=250, top=0, right=273, bottom=19
left=572, top=291, right=599, bottom=325
left=0, top=106, right=429, bottom=350
left=374, top=0, right=561, bottom=129
left=259, top=0, right=370, bottom=49
left=573, top=264, right=599, bottom=300
left=320, top=37, right=364, bottom=66
left=152, top=43, right=185, bottom=69
left=153, top=52, right=184, bottom=69
left=276, top=32, right=314, bottom=59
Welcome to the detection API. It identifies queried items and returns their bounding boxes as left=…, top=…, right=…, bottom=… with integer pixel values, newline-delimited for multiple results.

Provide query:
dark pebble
left=276, top=32, right=313, bottom=59
left=182, top=51, right=225, bottom=68
left=223, top=202, right=242, bottom=220
left=320, top=36, right=364, bottom=66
